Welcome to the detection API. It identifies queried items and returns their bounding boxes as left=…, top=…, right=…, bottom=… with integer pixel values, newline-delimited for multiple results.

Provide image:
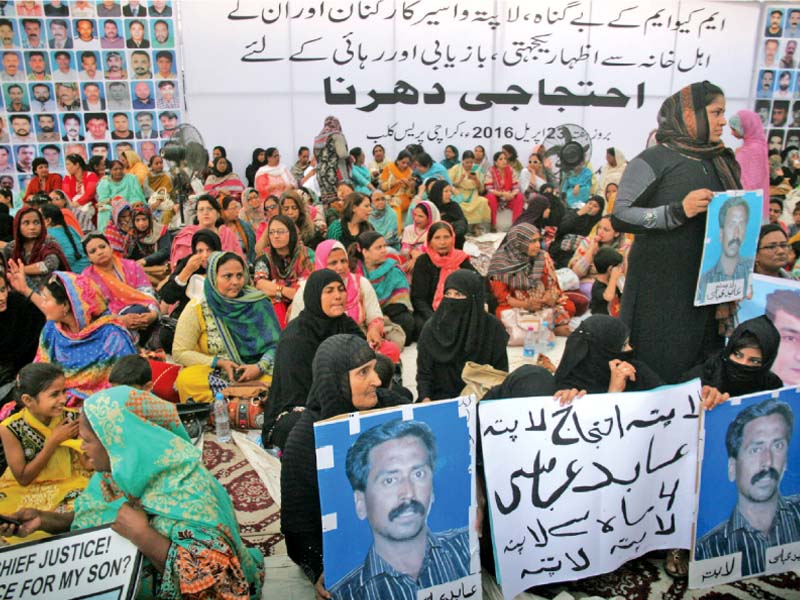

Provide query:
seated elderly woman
left=204, top=155, right=246, bottom=198
left=281, top=334, right=407, bottom=591
left=82, top=233, right=160, bottom=345
left=124, top=204, right=171, bottom=270
left=262, top=269, right=363, bottom=450
left=173, top=251, right=280, bottom=403
left=417, top=269, right=509, bottom=402
left=488, top=222, right=574, bottom=336
left=0, top=385, right=264, bottom=598
left=6, top=267, right=136, bottom=405
left=253, top=215, right=314, bottom=328
left=95, top=159, right=146, bottom=231
left=3, top=206, right=70, bottom=291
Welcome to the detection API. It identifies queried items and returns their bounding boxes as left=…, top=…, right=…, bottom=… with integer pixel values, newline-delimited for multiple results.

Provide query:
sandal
left=664, top=548, right=689, bottom=578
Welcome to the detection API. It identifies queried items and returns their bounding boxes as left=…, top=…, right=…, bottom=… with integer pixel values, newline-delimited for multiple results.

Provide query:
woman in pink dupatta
left=169, top=195, right=245, bottom=268
left=730, top=109, right=769, bottom=221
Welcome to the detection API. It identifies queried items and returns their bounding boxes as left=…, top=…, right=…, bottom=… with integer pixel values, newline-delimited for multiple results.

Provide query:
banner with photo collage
left=755, top=6, right=800, bottom=153
left=0, top=0, right=183, bottom=206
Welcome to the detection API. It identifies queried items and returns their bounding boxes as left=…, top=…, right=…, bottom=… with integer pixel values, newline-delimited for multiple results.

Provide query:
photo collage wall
left=756, top=6, right=800, bottom=153
left=0, top=0, right=183, bottom=200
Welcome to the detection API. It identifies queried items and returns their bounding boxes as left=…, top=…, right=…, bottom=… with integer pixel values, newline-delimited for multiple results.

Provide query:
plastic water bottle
left=537, top=321, right=550, bottom=355
left=214, top=392, right=231, bottom=442
left=523, top=326, right=537, bottom=358
left=543, top=320, right=556, bottom=351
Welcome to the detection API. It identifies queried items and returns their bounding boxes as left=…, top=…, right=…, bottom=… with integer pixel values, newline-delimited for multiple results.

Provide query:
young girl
left=0, top=363, right=90, bottom=542
left=400, top=201, right=439, bottom=272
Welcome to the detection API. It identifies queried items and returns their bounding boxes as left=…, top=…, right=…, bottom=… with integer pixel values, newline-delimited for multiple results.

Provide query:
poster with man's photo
left=314, top=397, right=481, bottom=600
left=739, top=274, right=800, bottom=386
left=694, top=190, right=761, bottom=306
left=689, top=386, right=800, bottom=588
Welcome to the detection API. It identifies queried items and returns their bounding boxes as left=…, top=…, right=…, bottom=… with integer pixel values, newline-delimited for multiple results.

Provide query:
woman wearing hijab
left=145, top=154, right=173, bottom=198
left=554, top=315, right=663, bottom=394
left=380, top=150, right=417, bottom=229
left=429, top=180, right=467, bottom=249
left=612, top=81, right=741, bottom=383
left=173, top=251, right=280, bottom=403
left=3, top=206, right=69, bottom=291
left=401, top=199, right=440, bottom=269
left=513, top=192, right=551, bottom=232
left=220, top=194, right=257, bottom=264
left=411, top=221, right=475, bottom=332
left=488, top=222, right=573, bottom=334
left=261, top=270, right=363, bottom=450
left=253, top=214, right=314, bottom=328
left=102, top=199, right=133, bottom=254
left=281, top=334, right=407, bottom=590
left=240, top=187, right=266, bottom=229
left=96, top=160, right=146, bottom=230
left=449, top=150, right=490, bottom=230
left=313, top=116, right=350, bottom=204
left=245, top=147, right=267, bottom=188
left=203, top=156, right=245, bottom=198
left=597, top=147, right=628, bottom=197
left=549, top=194, right=606, bottom=269
left=368, top=192, right=401, bottom=250
left=5, top=386, right=264, bottom=598
left=120, top=150, right=148, bottom=187
left=681, top=316, right=783, bottom=396
left=440, top=144, right=460, bottom=170
left=254, top=148, right=297, bottom=200
left=123, top=204, right=170, bottom=267
left=729, top=110, right=769, bottom=220
left=7, top=269, right=136, bottom=405
left=417, top=270, right=508, bottom=402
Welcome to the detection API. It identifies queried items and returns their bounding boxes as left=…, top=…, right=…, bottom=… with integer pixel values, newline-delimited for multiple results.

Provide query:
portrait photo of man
left=695, top=399, right=799, bottom=576
left=25, top=50, right=50, bottom=81
left=81, top=81, right=105, bottom=110
left=135, top=111, right=156, bottom=139
left=130, top=49, right=152, bottom=79
left=126, top=19, right=149, bottom=49
left=21, top=18, right=45, bottom=49
left=106, top=80, right=130, bottom=109
left=154, top=49, right=175, bottom=79
left=47, top=18, right=73, bottom=49
left=1, top=51, right=25, bottom=82
left=73, top=18, right=97, bottom=50
left=138, top=140, right=157, bottom=162
left=10, top=114, right=35, bottom=143
left=763, top=39, right=779, bottom=68
left=56, top=82, right=81, bottom=110
left=768, top=130, right=785, bottom=152
left=151, top=19, right=172, bottom=48
left=4, top=83, right=29, bottom=112
left=758, top=70, right=775, bottom=99
left=787, top=9, right=800, bottom=38
left=330, top=419, right=470, bottom=598
left=36, top=113, right=60, bottom=142
left=767, top=9, right=784, bottom=37
left=156, top=79, right=178, bottom=108
left=697, top=196, right=756, bottom=305
left=111, top=112, right=134, bottom=140
left=158, top=109, right=177, bottom=137
left=0, top=18, right=18, bottom=50
left=61, top=112, right=84, bottom=141
left=0, top=145, right=14, bottom=173
left=40, top=143, right=63, bottom=171
left=100, top=18, right=124, bottom=49
left=0, top=117, right=8, bottom=143
left=15, top=144, right=36, bottom=173
left=104, top=50, right=127, bottom=80
left=775, top=72, right=794, bottom=100
left=132, top=80, right=154, bottom=109
left=51, top=50, right=78, bottom=81
left=30, top=82, right=56, bottom=111
left=85, top=112, right=109, bottom=141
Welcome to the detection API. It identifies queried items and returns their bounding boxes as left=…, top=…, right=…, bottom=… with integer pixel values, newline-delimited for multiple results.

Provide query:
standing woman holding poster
left=314, top=116, right=350, bottom=205
left=612, top=81, right=742, bottom=383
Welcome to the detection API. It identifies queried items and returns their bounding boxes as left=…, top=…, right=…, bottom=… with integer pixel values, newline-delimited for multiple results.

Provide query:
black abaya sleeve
left=411, top=255, right=437, bottom=321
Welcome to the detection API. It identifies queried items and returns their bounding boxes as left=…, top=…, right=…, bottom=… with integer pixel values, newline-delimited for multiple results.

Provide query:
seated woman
left=429, top=180, right=467, bottom=249
left=47, top=190, right=84, bottom=237
left=0, top=363, right=90, bottom=544
left=124, top=204, right=171, bottom=270
left=2, top=385, right=264, bottom=599
left=349, top=146, right=376, bottom=196
left=449, top=150, right=490, bottom=230
left=158, top=230, right=221, bottom=352
left=488, top=222, right=574, bottom=336
left=401, top=200, right=439, bottom=272
left=170, top=194, right=244, bottom=268
left=291, top=240, right=404, bottom=359
left=96, top=160, right=145, bottom=231
left=23, top=158, right=63, bottom=202
left=379, top=150, right=416, bottom=228
left=368, top=191, right=401, bottom=250
left=173, top=251, right=279, bottom=403
left=246, top=148, right=267, bottom=188
left=417, top=269, right=509, bottom=402
left=0, top=268, right=45, bottom=407
left=87, top=156, right=106, bottom=180
left=681, top=316, right=783, bottom=396
left=353, top=231, right=415, bottom=343
left=411, top=221, right=475, bottom=333
left=253, top=215, right=314, bottom=328
left=549, top=195, right=605, bottom=269
left=3, top=206, right=69, bottom=291
left=560, top=160, right=593, bottom=208
left=82, top=234, right=160, bottom=344
left=61, top=154, right=98, bottom=232
left=277, top=190, right=323, bottom=252
left=440, top=144, right=460, bottom=169
left=220, top=194, right=257, bottom=264
left=254, top=195, right=281, bottom=241
left=204, top=156, right=245, bottom=198
left=484, top=151, right=524, bottom=231
left=240, top=186, right=265, bottom=229
left=568, top=215, right=631, bottom=297
left=281, top=334, right=406, bottom=590
left=120, top=150, right=148, bottom=187
left=262, top=269, right=362, bottom=450
left=254, top=147, right=296, bottom=200
left=145, top=154, right=173, bottom=198
left=518, top=151, right=551, bottom=197
left=7, top=268, right=136, bottom=405
left=103, top=199, right=133, bottom=254
left=326, top=192, right=373, bottom=249
left=603, top=182, right=619, bottom=214
left=40, top=204, right=89, bottom=273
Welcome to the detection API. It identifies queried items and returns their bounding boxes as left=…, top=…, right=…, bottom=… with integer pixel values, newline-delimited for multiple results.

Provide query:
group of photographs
left=0, top=0, right=182, bottom=194
left=756, top=6, right=800, bottom=151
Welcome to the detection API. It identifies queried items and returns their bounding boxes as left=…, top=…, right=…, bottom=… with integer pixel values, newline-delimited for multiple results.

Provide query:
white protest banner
left=480, top=380, right=702, bottom=599
left=690, top=386, right=800, bottom=588
left=0, top=525, right=141, bottom=600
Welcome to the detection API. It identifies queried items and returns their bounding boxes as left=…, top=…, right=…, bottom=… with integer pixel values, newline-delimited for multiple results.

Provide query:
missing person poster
left=695, top=190, right=761, bottom=307
left=739, top=274, right=800, bottom=386
left=690, top=386, right=800, bottom=588
left=0, top=525, right=141, bottom=599
left=314, top=397, right=481, bottom=600
left=480, top=381, right=702, bottom=599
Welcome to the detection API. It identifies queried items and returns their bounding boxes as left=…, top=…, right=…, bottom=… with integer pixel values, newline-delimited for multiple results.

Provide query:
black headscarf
left=482, top=365, right=555, bottom=401
left=418, top=269, right=508, bottom=365
left=189, top=228, right=221, bottom=273
left=0, top=285, right=45, bottom=384
left=514, top=193, right=550, bottom=229
left=296, top=269, right=363, bottom=340
left=554, top=315, right=662, bottom=393
left=245, top=147, right=267, bottom=186
left=212, top=156, right=232, bottom=177
left=697, top=316, right=783, bottom=397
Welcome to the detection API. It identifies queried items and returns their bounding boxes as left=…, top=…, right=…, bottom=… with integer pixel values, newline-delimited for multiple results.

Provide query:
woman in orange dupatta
left=379, top=150, right=416, bottom=231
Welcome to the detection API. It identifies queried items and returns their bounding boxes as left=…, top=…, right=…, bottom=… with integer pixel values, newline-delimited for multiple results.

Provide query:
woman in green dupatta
left=1, top=385, right=264, bottom=599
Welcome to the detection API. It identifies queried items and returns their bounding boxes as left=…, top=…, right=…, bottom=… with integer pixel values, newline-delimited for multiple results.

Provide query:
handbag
left=499, top=308, right=541, bottom=346
left=143, top=263, right=171, bottom=287
left=223, top=381, right=270, bottom=430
